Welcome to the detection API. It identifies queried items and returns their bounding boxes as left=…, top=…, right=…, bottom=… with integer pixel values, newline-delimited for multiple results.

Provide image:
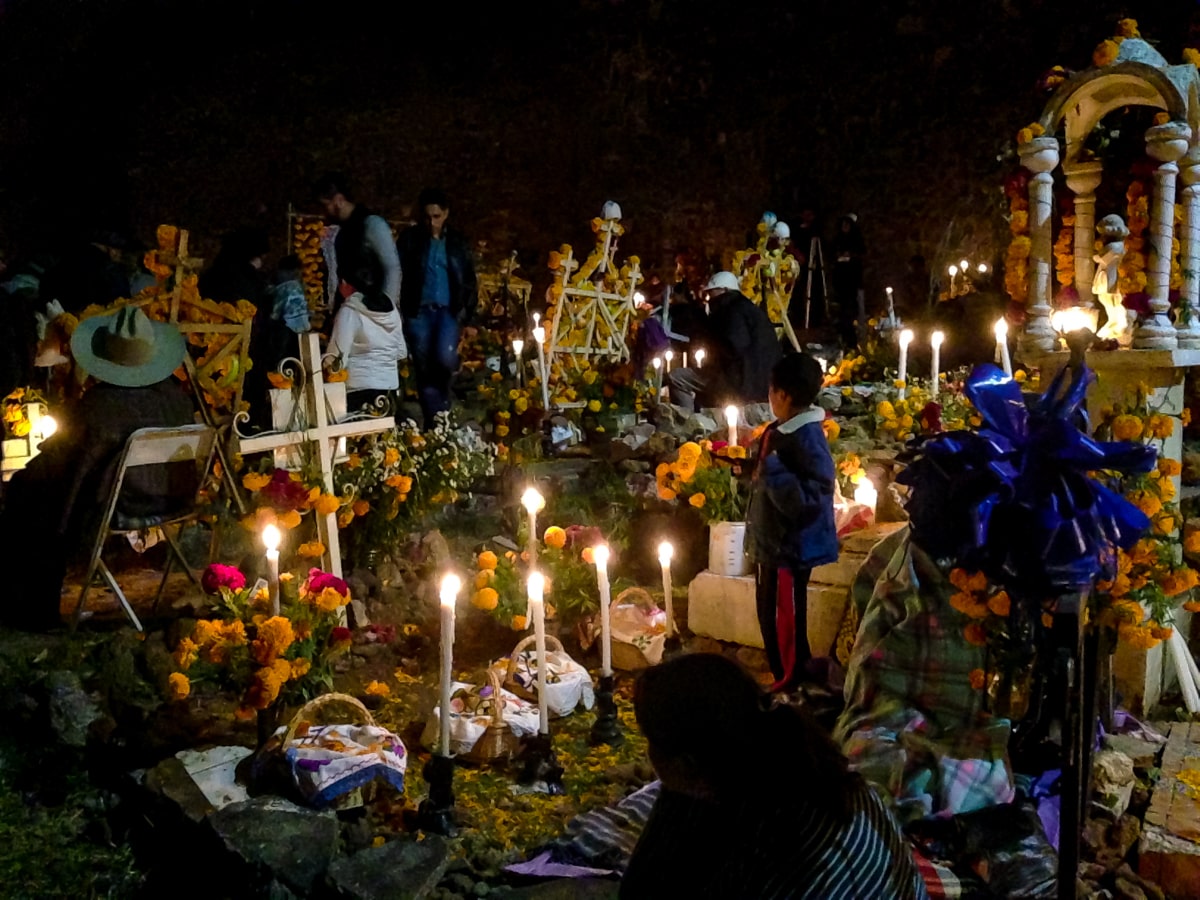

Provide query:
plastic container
left=709, top=521, right=749, bottom=577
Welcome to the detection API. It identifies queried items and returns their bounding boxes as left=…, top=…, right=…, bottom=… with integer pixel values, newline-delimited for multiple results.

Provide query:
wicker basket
left=283, top=692, right=379, bottom=808
left=461, top=668, right=522, bottom=764
left=501, top=633, right=567, bottom=704
left=610, top=587, right=661, bottom=671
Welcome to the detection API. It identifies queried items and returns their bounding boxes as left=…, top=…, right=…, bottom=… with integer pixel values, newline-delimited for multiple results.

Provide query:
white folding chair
left=71, top=425, right=217, bottom=632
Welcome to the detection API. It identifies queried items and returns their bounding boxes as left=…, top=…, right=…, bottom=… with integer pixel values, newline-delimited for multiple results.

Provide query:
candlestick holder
left=589, top=674, right=624, bottom=746
left=417, top=753, right=458, bottom=836
left=518, top=733, right=565, bottom=794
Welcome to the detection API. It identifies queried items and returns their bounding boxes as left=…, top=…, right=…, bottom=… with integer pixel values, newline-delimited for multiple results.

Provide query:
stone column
left=1018, top=136, right=1060, bottom=355
left=1176, top=144, right=1200, bottom=349
left=1135, top=121, right=1191, bottom=350
left=1064, top=160, right=1104, bottom=308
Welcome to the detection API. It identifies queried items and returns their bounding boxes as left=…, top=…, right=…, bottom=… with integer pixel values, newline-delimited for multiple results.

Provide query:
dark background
left=1, top=0, right=1198, bottom=304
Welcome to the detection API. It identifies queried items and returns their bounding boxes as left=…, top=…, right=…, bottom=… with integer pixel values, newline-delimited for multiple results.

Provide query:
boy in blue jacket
left=746, top=353, right=839, bottom=691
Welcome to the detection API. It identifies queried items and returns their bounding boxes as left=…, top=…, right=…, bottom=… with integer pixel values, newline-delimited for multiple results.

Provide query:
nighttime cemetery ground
left=14, top=11, right=1200, bottom=900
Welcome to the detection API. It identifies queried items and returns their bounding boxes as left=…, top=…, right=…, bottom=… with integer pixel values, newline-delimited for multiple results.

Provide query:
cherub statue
left=1093, top=213, right=1132, bottom=345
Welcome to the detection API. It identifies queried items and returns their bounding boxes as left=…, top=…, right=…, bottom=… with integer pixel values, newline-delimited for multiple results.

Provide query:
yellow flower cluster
left=1015, top=122, right=1045, bottom=145
left=656, top=441, right=704, bottom=501
left=1054, top=214, right=1076, bottom=289
left=1118, top=178, right=1150, bottom=296
left=1006, top=194, right=1031, bottom=305
left=292, top=218, right=327, bottom=308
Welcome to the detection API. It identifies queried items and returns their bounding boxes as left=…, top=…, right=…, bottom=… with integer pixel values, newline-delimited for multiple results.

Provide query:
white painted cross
left=234, top=333, right=394, bottom=579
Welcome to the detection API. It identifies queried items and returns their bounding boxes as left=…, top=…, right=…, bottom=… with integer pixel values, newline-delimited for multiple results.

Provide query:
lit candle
left=977, top=263, right=988, bottom=274
left=897, top=329, right=914, bottom=399
left=816, top=356, right=827, bottom=375
left=532, top=312, right=540, bottom=329
left=532, top=326, right=550, bottom=412
left=658, top=541, right=675, bottom=637
left=885, top=286, right=895, bottom=327
left=664, top=349, right=674, bottom=372
left=694, top=348, right=705, bottom=369
left=725, top=405, right=739, bottom=447
left=854, top=478, right=878, bottom=515
left=512, top=338, right=524, bottom=387
left=652, top=356, right=662, bottom=394
left=592, top=545, right=612, bottom=677
left=528, top=571, right=549, bottom=735
left=959, top=258, right=969, bottom=272
left=994, top=318, right=1013, bottom=377
left=930, top=331, right=944, bottom=402
left=438, top=573, right=461, bottom=757
left=948, top=264, right=958, bottom=297
left=262, top=524, right=281, bottom=616
left=521, top=487, right=544, bottom=566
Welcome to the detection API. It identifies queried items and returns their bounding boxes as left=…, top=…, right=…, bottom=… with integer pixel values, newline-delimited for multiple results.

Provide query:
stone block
left=687, top=571, right=761, bottom=649
left=1139, top=722, right=1200, bottom=897
left=1103, top=734, right=1163, bottom=770
left=176, top=745, right=252, bottom=811
left=326, top=835, right=449, bottom=900
left=210, top=796, right=339, bottom=895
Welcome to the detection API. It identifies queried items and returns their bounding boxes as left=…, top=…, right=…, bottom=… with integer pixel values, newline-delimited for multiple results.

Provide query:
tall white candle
left=651, top=356, right=662, bottom=394
left=528, top=571, right=549, bottom=734
left=694, top=348, right=705, bottom=369
left=512, top=338, right=524, bottom=387
left=885, top=286, right=895, bottom=327
left=724, top=405, right=739, bottom=447
left=592, top=544, right=612, bottom=677
left=930, top=331, right=944, bottom=403
left=948, top=265, right=958, bottom=299
left=994, top=318, right=1013, bottom=377
left=664, top=349, right=674, bottom=372
left=898, top=329, right=913, bottom=399
left=532, top=326, right=550, bottom=412
left=262, top=524, right=281, bottom=616
left=521, top=487, right=544, bottom=566
left=658, top=541, right=675, bottom=637
left=438, top=573, right=461, bottom=757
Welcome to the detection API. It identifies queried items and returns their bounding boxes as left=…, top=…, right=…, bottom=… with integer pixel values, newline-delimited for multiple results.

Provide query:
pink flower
left=260, top=469, right=311, bottom=511
left=306, top=568, right=349, bottom=598
left=202, top=563, right=246, bottom=595
left=329, top=626, right=352, bottom=647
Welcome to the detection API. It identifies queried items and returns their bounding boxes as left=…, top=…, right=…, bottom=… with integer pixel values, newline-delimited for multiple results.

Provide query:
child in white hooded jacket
left=325, top=264, right=407, bottom=412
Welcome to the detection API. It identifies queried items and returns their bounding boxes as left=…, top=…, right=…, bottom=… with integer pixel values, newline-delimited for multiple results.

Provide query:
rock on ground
left=46, top=669, right=103, bottom=747
left=326, top=835, right=450, bottom=900
left=210, top=796, right=338, bottom=895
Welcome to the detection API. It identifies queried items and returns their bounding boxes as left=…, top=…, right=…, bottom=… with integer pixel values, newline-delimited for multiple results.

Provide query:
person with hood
left=324, top=257, right=406, bottom=413
left=667, top=271, right=781, bottom=411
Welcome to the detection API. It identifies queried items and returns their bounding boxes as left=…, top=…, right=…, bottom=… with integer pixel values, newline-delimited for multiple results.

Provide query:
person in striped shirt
left=622, top=654, right=928, bottom=899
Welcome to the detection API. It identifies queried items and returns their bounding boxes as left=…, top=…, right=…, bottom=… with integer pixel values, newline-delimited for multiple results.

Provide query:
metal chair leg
left=163, top=522, right=204, bottom=592
left=153, top=538, right=175, bottom=614
left=98, top=559, right=142, bottom=632
left=72, top=539, right=108, bottom=631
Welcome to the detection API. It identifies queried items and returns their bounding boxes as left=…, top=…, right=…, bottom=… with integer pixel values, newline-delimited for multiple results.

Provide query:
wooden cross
left=547, top=246, right=642, bottom=370
left=234, top=334, right=395, bottom=579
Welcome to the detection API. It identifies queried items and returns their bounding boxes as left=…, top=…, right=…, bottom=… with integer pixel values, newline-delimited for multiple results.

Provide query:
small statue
left=1093, top=214, right=1132, bottom=345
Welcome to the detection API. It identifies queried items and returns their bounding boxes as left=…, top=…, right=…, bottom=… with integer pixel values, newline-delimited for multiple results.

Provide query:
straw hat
left=70, top=306, right=186, bottom=387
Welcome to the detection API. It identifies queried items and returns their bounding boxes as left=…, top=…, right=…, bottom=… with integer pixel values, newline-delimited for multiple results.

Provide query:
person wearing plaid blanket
left=746, top=353, right=839, bottom=691
left=622, top=654, right=928, bottom=899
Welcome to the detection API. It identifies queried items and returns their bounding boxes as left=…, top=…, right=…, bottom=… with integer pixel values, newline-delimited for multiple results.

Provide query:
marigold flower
left=192, top=619, right=221, bottom=648
left=963, top=623, right=988, bottom=647
left=472, top=587, right=499, bottom=611
left=658, top=487, right=678, bottom=501
left=173, top=638, right=199, bottom=670
left=267, top=372, right=293, bottom=390
left=1127, top=489, right=1162, bottom=520
left=289, top=658, right=312, bottom=680
left=987, top=591, right=1011, bottom=617
left=1041, top=612, right=1054, bottom=628
left=242, top=471, right=272, bottom=492
left=1110, top=414, right=1144, bottom=442
left=877, top=401, right=896, bottom=420
left=222, top=620, right=248, bottom=646
left=511, top=614, right=529, bottom=630
left=168, top=672, right=191, bottom=701
left=1159, top=458, right=1182, bottom=477
left=1185, top=530, right=1200, bottom=555
left=298, top=540, right=325, bottom=558
left=968, top=669, right=986, bottom=691
left=1116, top=18, right=1139, bottom=38
left=353, top=500, right=370, bottom=517
left=475, top=569, right=494, bottom=589
left=678, top=441, right=703, bottom=463
left=727, top=445, right=747, bottom=459
left=543, top=526, right=567, bottom=549
left=689, top=493, right=707, bottom=508
left=1093, top=39, right=1120, bottom=67
left=477, top=550, right=498, bottom=570
left=364, top=680, right=391, bottom=698
left=581, top=547, right=596, bottom=565
left=277, top=508, right=302, bottom=529
left=1147, top=414, right=1174, bottom=440
left=251, top=616, right=295, bottom=665
left=822, top=419, right=840, bottom=442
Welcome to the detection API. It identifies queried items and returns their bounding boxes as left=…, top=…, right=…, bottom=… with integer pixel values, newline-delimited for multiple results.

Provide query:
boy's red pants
left=755, top=564, right=812, bottom=691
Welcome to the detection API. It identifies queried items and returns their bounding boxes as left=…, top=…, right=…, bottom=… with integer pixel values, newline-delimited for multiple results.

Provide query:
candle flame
left=994, top=317, right=1008, bottom=339
left=977, top=263, right=988, bottom=274
left=262, top=524, right=281, bottom=552
left=899, top=329, right=914, bottom=348
left=512, top=339, right=524, bottom=355
left=528, top=571, right=544, bottom=603
left=532, top=326, right=545, bottom=345
left=652, top=357, right=661, bottom=369
left=664, top=350, right=674, bottom=362
left=658, top=541, right=674, bottom=566
left=724, top=405, right=739, bottom=427
left=39, top=415, right=58, bottom=438
left=959, top=259, right=969, bottom=271
left=592, top=544, right=610, bottom=568
left=521, top=486, right=545, bottom=515
left=948, top=265, right=958, bottom=277
left=931, top=330, right=945, bottom=348
left=440, top=573, right=461, bottom=607
left=694, top=348, right=706, bottom=366
left=853, top=478, right=878, bottom=509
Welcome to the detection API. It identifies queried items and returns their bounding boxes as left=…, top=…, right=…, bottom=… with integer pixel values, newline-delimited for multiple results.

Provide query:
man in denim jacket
left=746, top=354, right=838, bottom=690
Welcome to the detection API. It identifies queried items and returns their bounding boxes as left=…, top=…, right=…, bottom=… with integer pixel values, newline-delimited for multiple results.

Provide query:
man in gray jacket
left=314, top=172, right=402, bottom=311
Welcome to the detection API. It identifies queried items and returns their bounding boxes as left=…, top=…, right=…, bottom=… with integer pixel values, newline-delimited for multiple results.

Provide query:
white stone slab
left=176, top=745, right=253, bottom=810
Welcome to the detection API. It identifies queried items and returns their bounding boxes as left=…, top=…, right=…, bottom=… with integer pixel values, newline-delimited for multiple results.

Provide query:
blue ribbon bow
left=897, top=363, right=1156, bottom=595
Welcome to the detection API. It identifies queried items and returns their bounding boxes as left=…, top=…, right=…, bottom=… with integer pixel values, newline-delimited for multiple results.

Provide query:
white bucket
left=709, top=521, right=749, bottom=577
